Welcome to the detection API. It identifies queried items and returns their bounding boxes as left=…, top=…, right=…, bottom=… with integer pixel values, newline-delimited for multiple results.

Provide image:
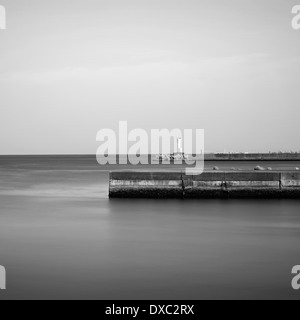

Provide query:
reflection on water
left=0, top=159, right=300, bottom=299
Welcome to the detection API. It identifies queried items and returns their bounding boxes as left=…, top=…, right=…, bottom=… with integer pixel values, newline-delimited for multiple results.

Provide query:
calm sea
left=0, top=155, right=300, bottom=300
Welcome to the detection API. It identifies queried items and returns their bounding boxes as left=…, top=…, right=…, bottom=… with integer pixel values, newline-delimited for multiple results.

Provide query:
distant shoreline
left=0, top=153, right=300, bottom=161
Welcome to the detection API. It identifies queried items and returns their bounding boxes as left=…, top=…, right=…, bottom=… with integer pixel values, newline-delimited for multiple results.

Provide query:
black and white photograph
left=1, top=0, right=300, bottom=303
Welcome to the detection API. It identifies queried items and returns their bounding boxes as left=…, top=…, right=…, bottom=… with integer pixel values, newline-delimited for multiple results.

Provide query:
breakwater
left=204, top=153, right=300, bottom=161
left=109, top=171, right=300, bottom=199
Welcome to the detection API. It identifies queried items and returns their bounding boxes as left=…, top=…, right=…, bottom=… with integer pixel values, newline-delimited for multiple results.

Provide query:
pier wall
left=109, top=171, right=300, bottom=199
left=204, top=153, right=300, bottom=161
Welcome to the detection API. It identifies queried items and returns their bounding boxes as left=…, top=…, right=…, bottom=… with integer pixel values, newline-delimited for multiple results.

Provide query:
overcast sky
left=0, top=0, right=300, bottom=154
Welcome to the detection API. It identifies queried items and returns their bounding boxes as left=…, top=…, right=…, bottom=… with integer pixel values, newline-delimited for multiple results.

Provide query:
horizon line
left=1, top=151, right=300, bottom=157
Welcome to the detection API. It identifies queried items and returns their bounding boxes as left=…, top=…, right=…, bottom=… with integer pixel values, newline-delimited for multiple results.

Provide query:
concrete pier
left=204, top=153, right=300, bottom=161
left=109, top=171, right=300, bottom=199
